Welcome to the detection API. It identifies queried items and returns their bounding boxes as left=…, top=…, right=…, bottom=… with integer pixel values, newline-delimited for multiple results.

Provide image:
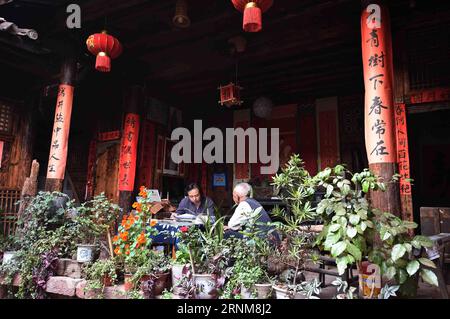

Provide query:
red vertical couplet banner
left=394, top=103, right=412, bottom=196
left=0, top=140, right=3, bottom=168
left=137, top=120, right=155, bottom=188
left=234, top=121, right=250, bottom=180
left=85, top=139, right=97, bottom=200
left=361, top=4, right=396, bottom=164
left=118, top=113, right=140, bottom=191
left=47, top=84, right=74, bottom=179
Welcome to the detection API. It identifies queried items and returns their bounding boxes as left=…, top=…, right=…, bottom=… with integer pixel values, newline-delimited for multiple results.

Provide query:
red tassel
left=95, top=53, right=111, bottom=72
left=243, top=5, right=262, bottom=32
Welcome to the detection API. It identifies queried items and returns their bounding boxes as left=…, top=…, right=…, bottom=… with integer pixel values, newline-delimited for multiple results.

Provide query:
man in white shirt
left=224, top=183, right=275, bottom=240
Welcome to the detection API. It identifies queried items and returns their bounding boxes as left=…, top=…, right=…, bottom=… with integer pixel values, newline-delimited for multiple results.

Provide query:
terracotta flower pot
left=140, top=272, right=170, bottom=296
left=103, top=274, right=114, bottom=287
left=124, top=273, right=134, bottom=292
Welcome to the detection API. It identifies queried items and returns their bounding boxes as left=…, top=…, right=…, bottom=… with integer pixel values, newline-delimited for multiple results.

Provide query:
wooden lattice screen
left=0, top=189, right=21, bottom=237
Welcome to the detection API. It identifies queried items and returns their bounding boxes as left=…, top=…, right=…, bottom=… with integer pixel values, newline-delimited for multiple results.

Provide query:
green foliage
left=83, top=258, right=118, bottom=297
left=131, top=250, right=171, bottom=286
left=311, top=162, right=438, bottom=295
left=332, top=277, right=358, bottom=299
left=74, top=193, right=121, bottom=244
left=172, top=243, right=191, bottom=265
left=273, top=154, right=438, bottom=297
left=0, top=191, right=121, bottom=299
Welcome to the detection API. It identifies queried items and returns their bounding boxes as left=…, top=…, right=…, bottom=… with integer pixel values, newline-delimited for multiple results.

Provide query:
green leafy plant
left=270, top=155, right=321, bottom=295
left=75, top=193, right=121, bottom=245
left=83, top=258, right=118, bottom=298
left=312, top=164, right=438, bottom=296
left=332, top=277, right=357, bottom=299
left=131, top=250, right=171, bottom=286
left=378, top=283, right=400, bottom=299
left=172, top=243, right=191, bottom=265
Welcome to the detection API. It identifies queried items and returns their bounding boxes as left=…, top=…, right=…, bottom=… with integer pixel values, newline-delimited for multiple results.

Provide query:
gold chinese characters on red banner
left=47, top=84, right=74, bottom=179
left=118, top=113, right=140, bottom=192
left=361, top=4, right=396, bottom=164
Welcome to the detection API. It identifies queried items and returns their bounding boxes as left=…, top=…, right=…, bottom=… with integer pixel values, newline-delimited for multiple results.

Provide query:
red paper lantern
left=231, top=0, right=273, bottom=32
left=218, top=82, right=243, bottom=107
left=86, top=31, right=123, bottom=72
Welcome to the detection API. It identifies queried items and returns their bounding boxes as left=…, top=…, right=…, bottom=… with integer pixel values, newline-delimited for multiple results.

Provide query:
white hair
left=234, top=182, right=252, bottom=198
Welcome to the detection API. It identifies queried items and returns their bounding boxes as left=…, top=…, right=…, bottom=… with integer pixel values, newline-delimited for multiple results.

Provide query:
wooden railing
left=0, top=189, right=21, bottom=237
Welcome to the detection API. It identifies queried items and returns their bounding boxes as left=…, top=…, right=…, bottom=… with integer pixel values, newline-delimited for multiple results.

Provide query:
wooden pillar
left=361, top=1, right=400, bottom=215
left=118, top=86, right=142, bottom=219
left=45, top=56, right=77, bottom=192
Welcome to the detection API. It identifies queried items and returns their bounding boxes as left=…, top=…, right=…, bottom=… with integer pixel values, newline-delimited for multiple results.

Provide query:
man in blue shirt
left=173, top=183, right=216, bottom=223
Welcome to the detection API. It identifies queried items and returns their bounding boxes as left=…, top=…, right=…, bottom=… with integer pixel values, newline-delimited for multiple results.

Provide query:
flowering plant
left=113, top=187, right=159, bottom=271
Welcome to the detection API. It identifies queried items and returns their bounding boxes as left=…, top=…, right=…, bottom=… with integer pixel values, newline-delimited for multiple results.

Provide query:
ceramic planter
left=171, top=264, right=186, bottom=284
left=255, top=283, right=273, bottom=299
left=2, top=251, right=17, bottom=265
left=172, top=264, right=187, bottom=293
left=272, top=285, right=306, bottom=299
left=193, top=274, right=217, bottom=299
left=76, top=244, right=96, bottom=263
left=240, top=285, right=255, bottom=299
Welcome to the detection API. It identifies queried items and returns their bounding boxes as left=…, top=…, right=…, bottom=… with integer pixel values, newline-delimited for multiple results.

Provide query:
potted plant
left=222, top=228, right=273, bottom=299
left=75, top=193, right=121, bottom=263
left=179, top=217, right=231, bottom=299
left=1, top=235, right=20, bottom=266
left=83, top=258, right=118, bottom=298
left=113, top=188, right=159, bottom=291
left=133, top=250, right=172, bottom=298
left=312, top=164, right=439, bottom=298
left=270, top=155, right=322, bottom=299
left=171, top=242, right=191, bottom=294
left=237, top=264, right=272, bottom=299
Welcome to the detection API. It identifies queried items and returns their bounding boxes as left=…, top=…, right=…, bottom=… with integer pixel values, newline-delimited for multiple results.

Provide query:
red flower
left=180, top=226, right=189, bottom=233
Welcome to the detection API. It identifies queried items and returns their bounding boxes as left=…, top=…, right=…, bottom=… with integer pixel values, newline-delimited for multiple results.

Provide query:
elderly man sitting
left=224, top=182, right=277, bottom=241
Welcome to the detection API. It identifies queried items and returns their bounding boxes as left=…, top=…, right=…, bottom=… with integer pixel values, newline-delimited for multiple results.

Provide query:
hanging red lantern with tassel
left=86, top=31, right=123, bottom=72
left=231, top=0, right=273, bottom=32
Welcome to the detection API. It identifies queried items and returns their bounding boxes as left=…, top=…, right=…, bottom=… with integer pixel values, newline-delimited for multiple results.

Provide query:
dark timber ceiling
left=1, top=0, right=450, bottom=114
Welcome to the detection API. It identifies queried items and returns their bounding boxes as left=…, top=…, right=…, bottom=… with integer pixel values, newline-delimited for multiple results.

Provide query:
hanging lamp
left=86, top=30, right=122, bottom=72
left=173, top=0, right=191, bottom=28
left=231, top=0, right=273, bottom=32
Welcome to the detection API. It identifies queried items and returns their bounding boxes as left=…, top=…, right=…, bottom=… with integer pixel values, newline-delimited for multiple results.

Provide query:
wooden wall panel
left=93, top=142, right=120, bottom=203
left=0, top=101, right=34, bottom=190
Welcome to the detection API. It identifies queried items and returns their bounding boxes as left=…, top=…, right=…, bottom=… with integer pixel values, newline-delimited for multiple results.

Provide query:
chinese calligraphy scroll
left=46, top=84, right=74, bottom=180
left=85, top=139, right=97, bottom=200
left=118, top=113, right=140, bottom=192
left=137, top=120, right=155, bottom=188
left=395, top=103, right=414, bottom=223
left=361, top=2, right=400, bottom=216
left=361, top=3, right=396, bottom=164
